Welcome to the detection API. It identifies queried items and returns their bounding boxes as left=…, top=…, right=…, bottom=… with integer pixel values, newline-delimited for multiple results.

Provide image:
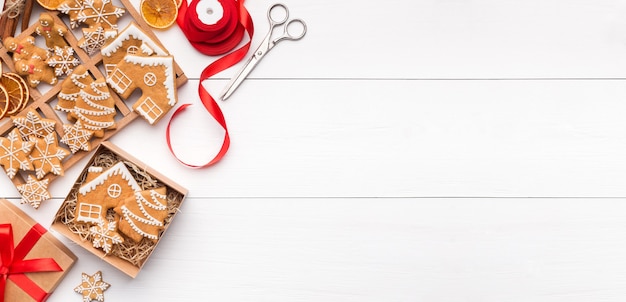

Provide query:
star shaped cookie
left=61, top=120, right=94, bottom=153
left=74, top=271, right=110, bottom=302
left=90, top=219, right=123, bottom=255
left=0, top=128, right=35, bottom=179
left=12, top=110, right=56, bottom=140
left=16, top=175, right=51, bottom=209
left=29, top=132, right=70, bottom=179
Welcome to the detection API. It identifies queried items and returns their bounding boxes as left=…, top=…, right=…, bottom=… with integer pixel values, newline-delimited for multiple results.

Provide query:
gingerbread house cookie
left=74, top=161, right=141, bottom=224
left=107, top=55, right=177, bottom=124
left=100, top=22, right=168, bottom=76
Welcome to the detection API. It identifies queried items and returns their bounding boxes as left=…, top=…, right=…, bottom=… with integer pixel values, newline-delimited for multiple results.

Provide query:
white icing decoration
left=120, top=189, right=167, bottom=240
left=101, top=22, right=167, bottom=57
left=0, top=129, right=34, bottom=179
left=78, top=161, right=141, bottom=195
left=122, top=55, right=176, bottom=106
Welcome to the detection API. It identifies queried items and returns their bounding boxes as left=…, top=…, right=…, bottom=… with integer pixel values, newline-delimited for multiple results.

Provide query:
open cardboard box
left=51, top=141, right=187, bottom=278
left=0, top=199, right=77, bottom=302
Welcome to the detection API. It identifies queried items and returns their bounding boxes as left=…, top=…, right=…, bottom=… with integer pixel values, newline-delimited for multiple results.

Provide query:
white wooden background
left=4, top=0, right=626, bottom=301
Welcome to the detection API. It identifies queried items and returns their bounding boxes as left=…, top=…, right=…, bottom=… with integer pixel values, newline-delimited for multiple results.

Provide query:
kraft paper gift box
left=0, top=199, right=77, bottom=302
left=51, top=141, right=187, bottom=278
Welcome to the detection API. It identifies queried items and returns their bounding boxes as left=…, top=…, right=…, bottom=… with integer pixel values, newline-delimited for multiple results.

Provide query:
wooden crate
left=0, top=0, right=187, bottom=191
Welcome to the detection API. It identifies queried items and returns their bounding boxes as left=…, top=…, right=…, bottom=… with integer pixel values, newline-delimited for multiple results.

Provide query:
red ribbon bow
left=167, top=0, right=254, bottom=168
left=0, top=223, right=63, bottom=302
left=14, top=44, right=23, bottom=54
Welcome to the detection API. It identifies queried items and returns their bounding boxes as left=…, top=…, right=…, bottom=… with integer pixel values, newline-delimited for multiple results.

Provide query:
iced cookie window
left=107, top=183, right=122, bottom=198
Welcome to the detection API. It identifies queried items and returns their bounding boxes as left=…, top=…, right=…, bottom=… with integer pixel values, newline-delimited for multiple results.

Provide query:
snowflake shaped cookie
left=90, top=219, right=124, bottom=254
left=29, top=133, right=70, bottom=179
left=74, top=271, right=110, bottom=302
left=58, top=0, right=124, bottom=29
left=48, top=46, right=80, bottom=76
left=0, top=128, right=34, bottom=179
left=79, top=25, right=117, bottom=55
left=12, top=109, right=56, bottom=140
left=61, top=120, right=94, bottom=153
left=16, top=175, right=51, bottom=209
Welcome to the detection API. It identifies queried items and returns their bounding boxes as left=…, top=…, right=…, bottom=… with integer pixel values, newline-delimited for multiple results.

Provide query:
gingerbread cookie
left=16, top=175, right=51, bottom=209
left=101, top=22, right=168, bottom=76
left=79, top=24, right=117, bottom=55
left=0, top=128, right=34, bottom=179
left=12, top=109, right=57, bottom=140
left=107, top=55, right=177, bottom=124
left=15, top=57, right=58, bottom=87
left=74, top=271, right=110, bottom=302
left=61, top=120, right=94, bottom=153
left=3, top=36, right=49, bottom=62
left=35, top=12, right=69, bottom=50
left=74, top=161, right=141, bottom=224
left=48, top=46, right=81, bottom=76
left=89, top=219, right=123, bottom=254
left=57, top=65, right=94, bottom=118
left=74, top=78, right=117, bottom=137
left=29, top=132, right=70, bottom=179
left=114, top=187, right=168, bottom=243
left=59, top=0, right=125, bottom=29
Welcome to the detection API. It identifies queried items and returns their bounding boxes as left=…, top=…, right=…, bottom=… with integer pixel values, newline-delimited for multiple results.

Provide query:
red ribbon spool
left=178, top=0, right=245, bottom=56
left=168, top=0, right=253, bottom=168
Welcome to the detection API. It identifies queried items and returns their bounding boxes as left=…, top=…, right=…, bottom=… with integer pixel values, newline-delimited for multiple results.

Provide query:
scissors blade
left=220, top=52, right=263, bottom=101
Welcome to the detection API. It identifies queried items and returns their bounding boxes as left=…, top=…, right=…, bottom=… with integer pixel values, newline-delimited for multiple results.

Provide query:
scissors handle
left=268, top=3, right=289, bottom=26
left=274, top=18, right=307, bottom=43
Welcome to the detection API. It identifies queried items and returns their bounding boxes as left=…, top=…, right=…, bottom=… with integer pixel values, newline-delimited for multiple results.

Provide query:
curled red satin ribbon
left=0, top=223, right=63, bottom=302
left=167, top=0, right=253, bottom=168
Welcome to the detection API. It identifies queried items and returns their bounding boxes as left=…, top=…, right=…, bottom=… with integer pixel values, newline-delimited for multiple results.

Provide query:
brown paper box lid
left=0, top=199, right=77, bottom=302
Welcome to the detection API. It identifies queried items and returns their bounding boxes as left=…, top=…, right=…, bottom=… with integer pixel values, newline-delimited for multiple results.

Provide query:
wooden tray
left=0, top=0, right=187, bottom=191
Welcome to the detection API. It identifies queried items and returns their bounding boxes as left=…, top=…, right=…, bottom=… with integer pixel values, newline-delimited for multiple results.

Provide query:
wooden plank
left=13, top=196, right=626, bottom=302
left=6, top=79, right=605, bottom=198
left=158, top=0, right=626, bottom=80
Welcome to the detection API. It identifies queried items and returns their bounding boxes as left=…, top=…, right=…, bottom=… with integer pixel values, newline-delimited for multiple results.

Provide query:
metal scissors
left=220, top=3, right=307, bottom=101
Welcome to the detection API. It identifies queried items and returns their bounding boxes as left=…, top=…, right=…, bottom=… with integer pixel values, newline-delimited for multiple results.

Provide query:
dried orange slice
left=140, top=0, right=178, bottom=29
left=37, top=0, right=64, bottom=10
left=1, top=73, right=26, bottom=116
left=0, top=85, right=10, bottom=120
left=9, top=73, right=30, bottom=111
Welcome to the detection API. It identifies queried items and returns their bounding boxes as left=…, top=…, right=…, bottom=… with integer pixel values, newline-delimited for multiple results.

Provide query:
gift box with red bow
left=0, top=199, right=77, bottom=302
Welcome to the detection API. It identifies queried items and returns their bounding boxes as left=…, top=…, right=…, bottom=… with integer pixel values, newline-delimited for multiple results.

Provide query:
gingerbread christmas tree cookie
left=0, top=128, right=35, bottom=179
left=57, top=65, right=94, bottom=117
left=115, top=186, right=168, bottom=243
left=16, top=175, right=51, bottom=209
left=74, top=78, right=117, bottom=137
left=29, top=132, right=70, bottom=179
